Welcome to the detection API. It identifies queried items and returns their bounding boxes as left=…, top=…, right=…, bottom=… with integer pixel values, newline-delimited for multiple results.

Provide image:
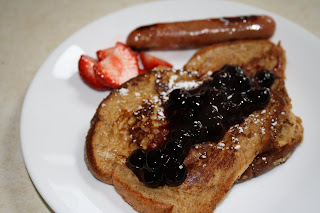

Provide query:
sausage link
left=126, top=15, right=275, bottom=50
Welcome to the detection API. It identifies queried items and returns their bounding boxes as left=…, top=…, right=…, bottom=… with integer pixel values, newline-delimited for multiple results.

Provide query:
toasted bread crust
left=183, top=39, right=286, bottom=79
left=113, top=166, right=174, bottom=213
left=85, top=40, right=303, bottom=212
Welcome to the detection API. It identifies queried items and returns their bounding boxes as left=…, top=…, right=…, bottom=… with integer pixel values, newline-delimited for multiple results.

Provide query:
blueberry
left=163, top=141, right=191, bottom=162
left=231, top=75, right=252, bottom=92
left=199, top=104, right=220, bottom=123
left=246, top=88, right=271, bottom=110
left=169, top=129, right=194, bottom=150
left=127, top=149, right=146, bottom=171
left=221, top=66, right=251, bottom=92
left=164, top=158, right=187, bottom=186
left=190, top=120, right=207, bottom=143
left=185, top=95, right=201, bottom=111
left=164, top=140, right=188, bottom=160
left=168, top=89, right=190, bottom=107
left=220, top=101, right=244, bottom=126
left=166, top=90, right=199, bottom=126
left=223, top=64, right=244, bottom=78
left=211, top=68, right=229, bottom=80
left=142, top=169, right=165, bottom=188
left=255, top=70, right=275, bottom=88
left=145, top=148, right=166, bottom=171
left=211, top=70, right=230, bottom=92
left=167, top=107, right=195, bottom=125
left=205, top=118, right=226, bottom=142
left=192, top=81, right=212, bottom=96
left=211, top=65, right=249, bottom=93
left=201, top=88, right=226, bottom=107
left=170, top=128, right=193, bottom=142
left=170, top=95, right=201, bottom=123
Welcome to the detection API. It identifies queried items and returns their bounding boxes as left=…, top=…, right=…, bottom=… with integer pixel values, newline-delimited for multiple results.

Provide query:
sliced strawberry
left=138, top=68, right=147, bottom=75
left=78, top=55, right=108, bottom=90
left=139, top=52, right=173, bottom=72
left=96, top=47, right=115, bottom=61
left=94, top=42, right=139, bottom=88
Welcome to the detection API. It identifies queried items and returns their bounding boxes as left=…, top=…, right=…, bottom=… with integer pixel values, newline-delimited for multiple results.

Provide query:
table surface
left=1, top=0, right=319, bottom=212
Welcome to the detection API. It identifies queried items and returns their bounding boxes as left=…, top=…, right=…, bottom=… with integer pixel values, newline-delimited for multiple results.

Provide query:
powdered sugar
left=118, top=88, right=129, bottom=96
left=135, top=92, right=141, bottom=97
left=159, top=71, right=201, bottom=102
left=234, top=144, right=241, bottom=150
left=217, top=142, right=225, bottom=149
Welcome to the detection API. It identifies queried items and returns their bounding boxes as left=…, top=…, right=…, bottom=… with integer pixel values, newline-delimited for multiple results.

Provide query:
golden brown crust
left=184, top=39, right=286, bottom=79
left=113, top=166, right=174, bottom=213
left=236, top=112, right=303, bottom=182
left=84, top=113, right=107, bottom=182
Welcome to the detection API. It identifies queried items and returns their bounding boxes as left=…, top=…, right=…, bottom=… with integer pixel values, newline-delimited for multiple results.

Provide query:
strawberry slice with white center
left=139, top=52, right=173, bottom=72
left=96, top=47, right=115, bottom=61
left=78, top=55, right=108, bottom=90
left=94, top=42, right=139, bottom=88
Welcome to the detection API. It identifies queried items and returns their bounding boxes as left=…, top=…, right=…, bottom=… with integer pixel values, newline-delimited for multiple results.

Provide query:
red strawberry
left=139, top=52, right=173, bottom=72
left=78, top=55, right=108, bottom=90
left=94, top=42, right=139, bottom=88
left=138, top=68, right=147, bottom=75
left=96, top=47, right=115, bottom=61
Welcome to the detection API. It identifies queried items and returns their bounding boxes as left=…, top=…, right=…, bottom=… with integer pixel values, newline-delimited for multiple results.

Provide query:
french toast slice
left=183, top=39, right=303, bottom=182
left=85, top=40, right=303, bottom=212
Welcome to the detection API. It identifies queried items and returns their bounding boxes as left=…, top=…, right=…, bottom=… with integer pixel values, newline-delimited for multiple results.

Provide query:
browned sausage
left=126, top=15, right=275, bottom=50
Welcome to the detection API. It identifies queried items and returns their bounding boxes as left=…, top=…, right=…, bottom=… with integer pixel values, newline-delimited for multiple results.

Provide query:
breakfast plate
left=20, top=0, right=320, bottom=212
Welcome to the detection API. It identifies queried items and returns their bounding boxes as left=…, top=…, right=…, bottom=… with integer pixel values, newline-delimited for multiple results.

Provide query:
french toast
left=85, top=40, right=303, bottom=212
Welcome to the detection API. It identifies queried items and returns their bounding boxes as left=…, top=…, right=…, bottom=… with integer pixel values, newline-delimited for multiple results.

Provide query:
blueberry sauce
left=254, top=69, right=275, bottom=88
left=127, top=65, right=273, bottom=187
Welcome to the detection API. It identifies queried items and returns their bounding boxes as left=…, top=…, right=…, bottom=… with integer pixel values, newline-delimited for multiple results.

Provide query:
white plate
left=20, top=0, right=320, bottom=212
